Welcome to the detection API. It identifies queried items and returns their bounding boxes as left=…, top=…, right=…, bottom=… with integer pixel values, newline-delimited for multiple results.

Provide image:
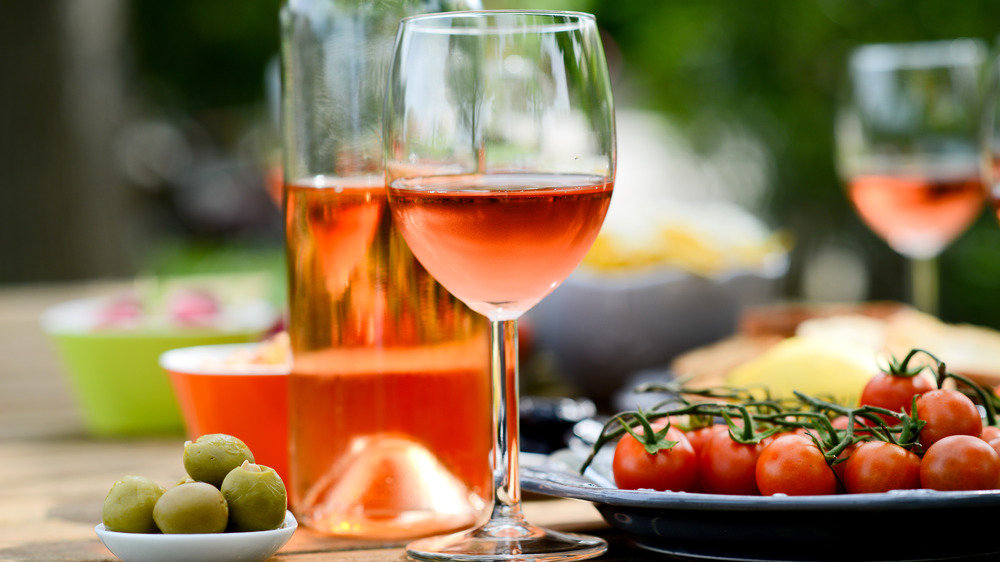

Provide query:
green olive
left=102, top=475, right=165, bottom=533
left=152, top=481, right=229, bottom=534
left=182, top=433, right=254, bottom=488
left=220, top=461, right=287, bottom=532
left=174, top=476, right=196, bottom=487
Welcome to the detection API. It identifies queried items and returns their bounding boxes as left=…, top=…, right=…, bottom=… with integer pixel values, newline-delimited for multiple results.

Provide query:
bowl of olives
left=96, top=434, right=296, bottom=562
left=42, top=288, right=279, bottom=436
left=95, top=511, right=296, bottom=562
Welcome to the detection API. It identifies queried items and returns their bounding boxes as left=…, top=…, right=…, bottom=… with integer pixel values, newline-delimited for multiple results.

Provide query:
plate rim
left=520, top=450, right=1000, bottom=561
left=520, top=455, right=1000, bottom=512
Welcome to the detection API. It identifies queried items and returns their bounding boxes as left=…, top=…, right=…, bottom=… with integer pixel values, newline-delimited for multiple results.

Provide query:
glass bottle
left=279, top=0, right=490, bottom=540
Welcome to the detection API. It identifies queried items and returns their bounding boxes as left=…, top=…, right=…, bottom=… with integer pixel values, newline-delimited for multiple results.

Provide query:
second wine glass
left=835, top=39, right=986, bottom=315
left=383, top=10, right=615, bottom=561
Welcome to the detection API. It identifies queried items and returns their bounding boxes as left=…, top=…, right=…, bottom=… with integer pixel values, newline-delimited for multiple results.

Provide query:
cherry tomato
left=988, top=436, right=1000, bottom=460
left=698, top=430, right=766, bottom=495
left=831, top=440, right=859, bottom=489
left=859, top=371, right=935, bottom=426
left=613, top=425, right=699, bottom=492
left=831, top=415, right=872, bottom=439
left=981, top=425, right=1000, bottom=443
left=919, top=434, right=1000, bottom=491
left=842, top=441, right=921, bottom=494
left=915, top=388, right=983, bottom=450
left=755, top=434, right=838, bottom=496
left=685, top=424, right=729, bottom=460
left=831, top=415, right=864, bottom=430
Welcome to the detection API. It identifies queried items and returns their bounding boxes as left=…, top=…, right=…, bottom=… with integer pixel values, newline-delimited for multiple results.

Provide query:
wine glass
left=835, top=39, right=986, bottom=315
left=383, top=10, right=614, bottom=561
left=982, top=48, right=1000, bottom=225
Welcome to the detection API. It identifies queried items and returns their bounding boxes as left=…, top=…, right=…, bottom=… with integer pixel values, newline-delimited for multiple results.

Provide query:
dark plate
left=520, top=449, right=1000, bottom=561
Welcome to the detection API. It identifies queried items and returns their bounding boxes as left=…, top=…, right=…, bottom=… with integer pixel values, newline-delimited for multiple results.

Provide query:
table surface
left=0, top=280, right=661, bottom=561
left=10, top=280, right=1000, bottom=562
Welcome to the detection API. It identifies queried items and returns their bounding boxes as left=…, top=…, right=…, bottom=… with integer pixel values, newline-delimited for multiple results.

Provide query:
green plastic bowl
left=42, top=297, right=278, bottom=436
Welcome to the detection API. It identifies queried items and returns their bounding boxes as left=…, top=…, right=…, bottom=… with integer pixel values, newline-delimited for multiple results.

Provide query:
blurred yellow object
left=582, top=211, right=790, bottom=278
left=724, top=336, right=877, bottom=406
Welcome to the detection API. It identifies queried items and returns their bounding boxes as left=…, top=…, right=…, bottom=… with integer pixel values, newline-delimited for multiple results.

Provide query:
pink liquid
left=987, top=156, right=1000, bottom=225
left=288, top=342, right=491, bottom=539
left=284, top=178, right=492, bottom=539
left=849, top=173, right=983, bottom=259
left=387, top=173, right=613, bottom=318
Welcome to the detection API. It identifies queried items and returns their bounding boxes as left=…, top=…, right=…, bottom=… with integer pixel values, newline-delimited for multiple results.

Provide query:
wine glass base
left=406, top=519, right=608, bottom=561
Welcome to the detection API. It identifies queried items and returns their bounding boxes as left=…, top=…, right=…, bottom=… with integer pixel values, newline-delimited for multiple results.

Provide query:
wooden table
left=0, top=280, right=656, bottom=561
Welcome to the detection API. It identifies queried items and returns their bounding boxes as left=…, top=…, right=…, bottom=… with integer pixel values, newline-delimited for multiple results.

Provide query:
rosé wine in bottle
left=284, top=177, right=491, bottom=539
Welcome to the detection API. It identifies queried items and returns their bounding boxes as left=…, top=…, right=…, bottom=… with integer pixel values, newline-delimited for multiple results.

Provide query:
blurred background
left=3, top=0, right=1000, bottom=324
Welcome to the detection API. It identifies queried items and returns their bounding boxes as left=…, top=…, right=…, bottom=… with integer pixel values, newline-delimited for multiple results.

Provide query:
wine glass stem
left=489, top=318, right=525, bottom=525
left=911, top=257, right=939, bottom=316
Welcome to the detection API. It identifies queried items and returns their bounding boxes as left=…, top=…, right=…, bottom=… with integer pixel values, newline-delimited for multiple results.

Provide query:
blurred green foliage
left=129, top=0, right=282, bottom=114
left=583, top=0, right=1000, bottom=328
left=507, top=0, right=1000, bottom=327
left=126, top=0, right=1000, bottom=327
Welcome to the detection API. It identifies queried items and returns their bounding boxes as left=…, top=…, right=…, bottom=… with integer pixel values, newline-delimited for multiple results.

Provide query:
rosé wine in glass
left=847, top=171, right=983, bottom=260
left=836, top=40, right=986, bottom=314
left=388, top=173, right=613, bottom=319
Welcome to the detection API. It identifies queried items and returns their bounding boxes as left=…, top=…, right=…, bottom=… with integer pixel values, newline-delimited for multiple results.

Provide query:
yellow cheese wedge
left=724, top=336, right=878, bottom=406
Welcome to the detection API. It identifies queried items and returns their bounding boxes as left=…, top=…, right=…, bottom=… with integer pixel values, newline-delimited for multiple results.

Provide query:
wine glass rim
left=849, top=38, right=985, bottom=72
left=399, top=9, right=596, bottom=34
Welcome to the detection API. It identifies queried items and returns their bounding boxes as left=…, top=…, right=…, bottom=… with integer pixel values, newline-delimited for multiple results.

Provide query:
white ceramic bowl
left=95, top=510, right=297, bottom=562
left=527, top=260, right=787, bottom=404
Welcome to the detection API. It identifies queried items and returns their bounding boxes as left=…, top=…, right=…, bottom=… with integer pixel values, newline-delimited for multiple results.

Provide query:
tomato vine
left=583, top=348, right=1000, bottom=495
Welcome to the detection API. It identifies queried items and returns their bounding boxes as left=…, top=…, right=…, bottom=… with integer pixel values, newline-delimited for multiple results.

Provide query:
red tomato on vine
left=831, top=440, right=859, bottom=487
left=842, top=440, right=921, bottom=494
left=756, top=434, right=838, bottom=496
left=980, top=425, right=1000, bottom=443
left=915, top=388, right=983, bottom=450
left=612, top=419, right=699, bottom=492
left=859, top=361, right=935, bottom=426
left=919, top=435, right=1000, bottom=491
left=684, top=423, right=728, bottom=460
left=698, top=429, right=766, bottom=495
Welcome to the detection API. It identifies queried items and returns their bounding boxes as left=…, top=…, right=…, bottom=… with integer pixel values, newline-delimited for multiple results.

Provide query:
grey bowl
left=526, top=259, right=787, bottom=404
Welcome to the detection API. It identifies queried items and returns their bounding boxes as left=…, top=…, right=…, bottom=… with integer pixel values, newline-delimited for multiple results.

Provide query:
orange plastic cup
left=160, top=343, right=290, bottom=485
